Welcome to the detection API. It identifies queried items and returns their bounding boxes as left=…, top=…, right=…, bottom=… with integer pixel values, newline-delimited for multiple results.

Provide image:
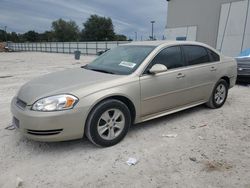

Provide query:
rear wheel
left=85, top=99, right=131, bottom=147
left=206, top=79, right=228, bottom=109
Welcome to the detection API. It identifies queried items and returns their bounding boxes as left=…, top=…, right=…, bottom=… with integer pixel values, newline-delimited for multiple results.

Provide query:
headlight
left=238, top=67, right=243, bottom=71
left=32, top=94, right=78, bottom=111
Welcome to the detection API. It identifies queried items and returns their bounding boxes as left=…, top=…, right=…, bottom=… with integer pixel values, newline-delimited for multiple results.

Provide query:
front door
left=140, top=46, right=188, bottom=117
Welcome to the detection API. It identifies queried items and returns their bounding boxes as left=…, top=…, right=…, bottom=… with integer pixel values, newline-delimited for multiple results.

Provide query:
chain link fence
left=8, top=41, right=130, bottom=55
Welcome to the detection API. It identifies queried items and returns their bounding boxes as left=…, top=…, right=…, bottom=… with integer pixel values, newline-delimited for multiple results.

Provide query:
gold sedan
left=11, top=41, right=237, bottom=147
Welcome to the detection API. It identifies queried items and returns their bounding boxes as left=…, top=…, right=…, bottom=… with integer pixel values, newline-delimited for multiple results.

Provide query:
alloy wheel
left=97, top=109, right=125, bottom=140
left=214, top=83, right=226, bottom=105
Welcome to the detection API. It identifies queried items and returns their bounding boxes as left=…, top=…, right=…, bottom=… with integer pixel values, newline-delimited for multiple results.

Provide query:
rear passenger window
left=207, top=49, right=220, bottom=62
left=148, top=46, right=185, bottom=70
left=182, top=45, right=210, bottom=65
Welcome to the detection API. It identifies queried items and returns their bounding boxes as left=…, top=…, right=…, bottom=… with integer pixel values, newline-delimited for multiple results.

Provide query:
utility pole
left=134, top=32, right=137, bottom=41
left=150, top=21, right=155, bottom=40
left=4, top=26, right=7, bottom=42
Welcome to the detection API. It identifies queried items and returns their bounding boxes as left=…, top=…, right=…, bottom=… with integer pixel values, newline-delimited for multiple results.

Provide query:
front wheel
left=85, top=99, right=131, bottom=147
left=206, top=79, right=229, bottom=109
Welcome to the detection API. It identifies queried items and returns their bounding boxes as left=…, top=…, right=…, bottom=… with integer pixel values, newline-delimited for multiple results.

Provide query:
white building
left=166, top=0, right=250, bottom=56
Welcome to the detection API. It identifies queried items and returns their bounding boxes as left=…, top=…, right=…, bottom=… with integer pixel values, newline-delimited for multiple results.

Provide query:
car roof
left=123, top=40, right=211, bottom=47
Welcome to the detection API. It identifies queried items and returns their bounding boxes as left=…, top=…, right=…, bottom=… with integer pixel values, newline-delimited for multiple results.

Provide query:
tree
left=115, top=34, right=127, bottom=41
left=22, top=30, right=39, bottom=42
left=82, top=15, right=115, bottom=41
left=39, top=31, right=54, bottom=42
left=8, top=32, right=19, bottom=42
left=52, top=19, right=79, bottom=42
left=0, top=29, right=6, bottom=42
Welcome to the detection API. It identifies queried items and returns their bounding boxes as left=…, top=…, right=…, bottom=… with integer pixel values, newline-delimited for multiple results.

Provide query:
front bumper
left=11, top=97, right=88, bottom=142
left=238, top=70, right=250, bottom=76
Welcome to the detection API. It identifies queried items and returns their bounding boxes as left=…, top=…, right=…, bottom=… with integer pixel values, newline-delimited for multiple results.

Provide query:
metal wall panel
left=166, top=26, right=197, bottom=41
left=221, top=0, right=248, bottom=56
left=216, top=3, right=231, bottom=51
left=243, top=0, right=250, bottom=51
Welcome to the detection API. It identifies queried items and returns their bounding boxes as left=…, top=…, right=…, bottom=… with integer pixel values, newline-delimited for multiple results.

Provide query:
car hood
left=17, top=68, right=124, bottom=105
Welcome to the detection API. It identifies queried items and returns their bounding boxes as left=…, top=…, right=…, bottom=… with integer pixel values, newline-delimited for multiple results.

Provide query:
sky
left=0, top=0, right=168, bottom=40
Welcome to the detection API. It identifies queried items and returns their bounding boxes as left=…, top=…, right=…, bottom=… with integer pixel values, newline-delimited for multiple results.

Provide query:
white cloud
left=0, top=0, right=167, bottom=39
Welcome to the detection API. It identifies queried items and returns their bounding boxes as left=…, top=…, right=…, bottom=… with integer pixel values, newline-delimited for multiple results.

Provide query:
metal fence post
left=96, top=42, right=98, bottom=54
left=50, top=42, right=52, bottom=53
left=105, top=41, right=108, bottom=50
left=62, top=42, right=64, bottom=53
left=69, top=42, right=71, bottom=54
left=77, top=42, right=79, bottom=50
left=86, top=42, right=88, bottom=55
left=56, top=42, right=58, bottom=53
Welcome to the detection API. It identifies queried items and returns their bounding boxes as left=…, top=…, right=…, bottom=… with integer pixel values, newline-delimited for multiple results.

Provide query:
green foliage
left=0, top=30, right=20, bottom=42
left=0, top=29, right=6, bottom=42
left=22, top=30, right=39, bottom=42
left=82, top=15, right=116, bottom=41
left=51, top=19, right=80, bottom=42
left=39, top=31, right=54, bottom=42
left=9, top=32, right=19, bottom=42
left=115, top=34, right=127, bottom=41
left=3, top=16, right=127, bottom=42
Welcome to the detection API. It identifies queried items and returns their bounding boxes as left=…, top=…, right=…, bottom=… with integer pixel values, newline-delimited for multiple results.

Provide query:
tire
left=206, top=79, right=229, bottom=109
left=85, top=99, right=131, bottom=147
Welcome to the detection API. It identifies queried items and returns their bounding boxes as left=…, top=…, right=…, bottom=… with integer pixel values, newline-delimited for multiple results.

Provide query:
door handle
left=176, top=73, right=185, bottom=79
left=210, top=66, right=217, bottom=71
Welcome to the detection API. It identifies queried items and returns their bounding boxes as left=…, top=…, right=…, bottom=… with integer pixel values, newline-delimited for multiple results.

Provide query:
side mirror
left=149, top=64, right=168, bottom=74
left=97, top=49, right=110, bottom=56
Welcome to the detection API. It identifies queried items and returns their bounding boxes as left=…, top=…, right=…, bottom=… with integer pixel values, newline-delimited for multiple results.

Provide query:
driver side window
left=145, top=46, right=185, bottom=73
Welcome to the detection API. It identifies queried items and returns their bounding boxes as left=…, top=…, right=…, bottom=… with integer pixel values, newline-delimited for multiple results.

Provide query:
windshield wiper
left=90, top=68, right=115, bottom=74
left=81, top=65, right=115, bottom=74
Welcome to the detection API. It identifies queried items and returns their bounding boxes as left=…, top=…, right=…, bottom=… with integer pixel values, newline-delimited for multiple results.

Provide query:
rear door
left=181, top=45, right=220, bottom=103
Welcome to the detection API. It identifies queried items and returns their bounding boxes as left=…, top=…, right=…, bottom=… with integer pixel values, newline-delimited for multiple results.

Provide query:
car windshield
left=84, top=45, right=156, bottom=75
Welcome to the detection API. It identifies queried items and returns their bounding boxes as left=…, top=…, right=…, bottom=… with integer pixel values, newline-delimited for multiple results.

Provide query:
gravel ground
left=0, top=52, right=250, bottom=188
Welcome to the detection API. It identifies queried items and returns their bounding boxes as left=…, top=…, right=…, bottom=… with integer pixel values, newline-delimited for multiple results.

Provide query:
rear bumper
left=11, top=97, right=88, bottom=142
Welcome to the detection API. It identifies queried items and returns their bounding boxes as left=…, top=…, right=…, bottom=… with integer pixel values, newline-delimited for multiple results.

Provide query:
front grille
left=26, top=129, right=63, bottom=136
left=16, top=98, right=27, bottom=109
left=238, top=67, right=250, bottom=75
